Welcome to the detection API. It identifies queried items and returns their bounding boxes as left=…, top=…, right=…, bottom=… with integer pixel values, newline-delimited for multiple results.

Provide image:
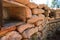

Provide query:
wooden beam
left=0, top=0, right=3, bottom=30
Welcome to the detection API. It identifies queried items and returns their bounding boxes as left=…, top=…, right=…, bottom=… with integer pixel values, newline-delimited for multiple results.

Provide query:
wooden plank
left=0, top=0, right=3, bottom=30
left=3, top=0, right=26, bottom=7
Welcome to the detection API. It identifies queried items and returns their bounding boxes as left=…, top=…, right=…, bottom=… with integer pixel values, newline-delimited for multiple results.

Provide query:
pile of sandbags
left=9, top=3, right=50, bottom=39
left=1, top=0, right=55, bottom=40
left=8, top=3, right=51, bottom=22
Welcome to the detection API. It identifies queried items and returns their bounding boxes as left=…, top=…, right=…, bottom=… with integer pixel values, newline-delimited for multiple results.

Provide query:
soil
left=47, top=28, right=60, bottom=40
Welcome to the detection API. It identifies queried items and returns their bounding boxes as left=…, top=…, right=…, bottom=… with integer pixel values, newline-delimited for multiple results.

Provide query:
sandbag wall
left=0, top=0, right=54, bottom=40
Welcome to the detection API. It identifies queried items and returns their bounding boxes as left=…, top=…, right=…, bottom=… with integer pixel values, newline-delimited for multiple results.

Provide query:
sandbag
left=8, top=7, right=32, bottom=22
left=32, top=8, right=45, bottom=14
left=26, top=2, right=38, bottom=9
left=14, top=0, right=30, bottom=5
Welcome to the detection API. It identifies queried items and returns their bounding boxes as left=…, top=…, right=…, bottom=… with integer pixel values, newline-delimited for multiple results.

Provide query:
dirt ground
left=47, top=28, right=60, bottom=40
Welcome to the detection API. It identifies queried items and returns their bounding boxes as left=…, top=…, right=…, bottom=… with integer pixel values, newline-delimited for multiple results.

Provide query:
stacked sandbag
left=26, top=2, right=38, bottom=9
left=1, top=31, right=22, bottom=40
left=38, top=4, right=55, bottom=21
left=0, top=22, right=24, bottom=37
left=13, top=0, right=30, bottom=5
left=17, top=23, right=35, bottom=33
left=32, top=8, right=45, bottom=15
left=0, top=25, right=16, bottom=37
left=22, top=27, right=38, bottom=38
left=8, top=7, right=32, bottom=22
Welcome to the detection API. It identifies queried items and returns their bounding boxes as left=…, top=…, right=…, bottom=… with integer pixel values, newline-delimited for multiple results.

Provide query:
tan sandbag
left=17, top=23, right=34, bottom=33
left=0, top=26, right=16, bottom=37
left=14, top=0, right=30, bottom=5
left=22, top=27, right=38, bottom=38
left=38, top=14, right=45, bottom=21
left=26, top=2, right=38, bottom=9
left=27, top=15, right=40, bottom=23
left=34, top=21, right=44, bottom=26
left=25, top=7, right=32, bottom=18
left=34, top=14, right=45, bottom=26
left=1, top=31, right=22, bottom=40
left=38, top=25, right=44, bottom=31
left=38, top=4, right=44, bottom=9
left=32, top=8, right=45, bottom=14
left=27, top=14, right=45, bottom=24
left=9, top=7, right=32, bottom=22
